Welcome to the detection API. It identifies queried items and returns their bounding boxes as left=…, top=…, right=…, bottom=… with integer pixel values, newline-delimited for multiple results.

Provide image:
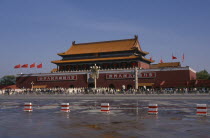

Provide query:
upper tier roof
left=58, top=36, right=149, bottom=56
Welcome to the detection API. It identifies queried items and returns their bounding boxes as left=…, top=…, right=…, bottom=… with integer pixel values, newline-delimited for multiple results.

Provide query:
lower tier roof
left=51, top=55, right=151, bottom=64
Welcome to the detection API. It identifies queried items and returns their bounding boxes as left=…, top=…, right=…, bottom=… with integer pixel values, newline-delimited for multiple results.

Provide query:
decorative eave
left=58, top=49, right=137, bottom=56
left=131, top=46, right=149, bottom=55
left=51, top=55, right=142, bottom=64
left=142, top=57, right=155, bottom=63
left=132, top=36, right=149, bottom=56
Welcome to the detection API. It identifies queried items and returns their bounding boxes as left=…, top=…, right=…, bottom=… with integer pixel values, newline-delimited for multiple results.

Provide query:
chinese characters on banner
left=106, top=72, right=156, bottom=79
left=37, top=75, right=77, bottom=81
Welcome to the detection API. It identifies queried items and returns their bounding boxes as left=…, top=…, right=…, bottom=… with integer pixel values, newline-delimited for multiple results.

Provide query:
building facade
left=16, top=36, right=199, bottom=89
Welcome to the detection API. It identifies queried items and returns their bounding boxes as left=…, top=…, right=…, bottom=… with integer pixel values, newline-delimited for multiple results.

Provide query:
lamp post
left=134, top=67, right=138, bottom=90
left=90, top=64, right=100, bottom=89
left=31, top=81, right=34, bottom=89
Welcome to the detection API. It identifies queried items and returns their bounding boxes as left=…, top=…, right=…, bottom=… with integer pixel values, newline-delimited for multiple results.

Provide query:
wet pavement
left=0, top=98, right=209, bottom=138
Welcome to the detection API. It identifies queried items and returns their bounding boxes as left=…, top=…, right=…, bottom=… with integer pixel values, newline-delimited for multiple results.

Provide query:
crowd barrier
left=148, top=104, right=158, bottom=115
left=196, top=104, right=207, bottom=115
left=61, top=103, right=70, bottom=112
left=0, top=102, right=208, bottom=116
left=101, top=103, right=110, bottom=113
left=24, top=102, right=33, bottom=112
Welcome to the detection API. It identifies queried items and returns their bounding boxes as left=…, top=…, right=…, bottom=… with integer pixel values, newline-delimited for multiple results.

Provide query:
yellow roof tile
left=150, top=62, right=181, bottom=68
left=51, top=68, right=58, bottom=72
left=58, top=37, right=148, bottom=56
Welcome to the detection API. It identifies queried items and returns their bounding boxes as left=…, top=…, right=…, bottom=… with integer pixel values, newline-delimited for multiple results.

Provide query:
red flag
left=182, top=53, right=185, bottom=62
left=30, top=63, right=36, bottom=68
left=172, top=56, right=177, bottom=59
left=37, top=63, right=42, bottom=68
left=14, top=64, right=21, bottom=69
left=150, top=57, right=152, bottom=61
left=172, top=54, right=177, bottom=59
left=21, top=64, right=28, bottom=68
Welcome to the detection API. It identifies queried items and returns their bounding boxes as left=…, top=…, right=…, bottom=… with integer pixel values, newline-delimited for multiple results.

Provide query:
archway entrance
left=127, top=84, right=132, bottom=89
left=88, top=83, right=94, bottom=88
left=109, top=84, right=115, bottom=89
left=69, top=85, right=74, bottom=88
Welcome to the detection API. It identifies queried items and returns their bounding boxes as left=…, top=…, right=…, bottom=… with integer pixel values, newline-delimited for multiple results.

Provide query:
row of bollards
left=24, top=103, right=70, bottom=112
left=24, top=103, right=208, bottom=116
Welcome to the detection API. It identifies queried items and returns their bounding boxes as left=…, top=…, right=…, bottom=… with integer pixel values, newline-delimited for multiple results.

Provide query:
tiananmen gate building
left=16, top=35, right=201, bottom=89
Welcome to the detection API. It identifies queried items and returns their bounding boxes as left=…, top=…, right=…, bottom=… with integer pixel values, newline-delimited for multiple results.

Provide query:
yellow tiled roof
left=51, top=68, right=58, bottom=72
left=158, top=62, right=181, bottom=67
left=52, top=55, right=145, bottom=64
left=150, top=62, right=181, bottom=68
left=58, top=37, right=148, bottom=56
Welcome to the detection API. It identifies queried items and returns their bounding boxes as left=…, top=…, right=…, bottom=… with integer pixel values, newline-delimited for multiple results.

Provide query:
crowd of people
left=0, top=87, right=210, bottom=95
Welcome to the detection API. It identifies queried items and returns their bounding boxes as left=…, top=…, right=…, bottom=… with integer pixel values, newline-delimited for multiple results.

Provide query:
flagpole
left=182, top=53, right=185, bottom=67
left=172, top=53, right=173, bottom=63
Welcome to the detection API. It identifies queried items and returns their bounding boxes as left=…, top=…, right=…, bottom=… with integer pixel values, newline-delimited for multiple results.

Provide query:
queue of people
left=0, top=87, right=210, bottom=95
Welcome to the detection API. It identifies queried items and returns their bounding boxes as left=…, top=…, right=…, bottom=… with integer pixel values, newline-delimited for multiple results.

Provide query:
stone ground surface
left=0, top=94, right=209, bottom=138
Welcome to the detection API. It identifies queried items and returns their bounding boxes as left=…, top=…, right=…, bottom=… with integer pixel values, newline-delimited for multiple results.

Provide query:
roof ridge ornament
left=72, top=41, right=76, bottom=45
left=134, top=35, right=138, bottom=40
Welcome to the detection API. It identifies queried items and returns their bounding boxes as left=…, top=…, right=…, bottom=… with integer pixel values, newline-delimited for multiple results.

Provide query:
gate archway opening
left=109, top=84, right=115, bottom=89
left=127, top=84, right=133, bottom=89
left=69, top=85, right=74, bottom=88
left=88, top=83, right=94, bottom=88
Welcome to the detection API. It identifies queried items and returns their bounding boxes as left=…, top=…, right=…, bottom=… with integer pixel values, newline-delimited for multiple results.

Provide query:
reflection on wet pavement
left=0, top=99, right=209, bottom=138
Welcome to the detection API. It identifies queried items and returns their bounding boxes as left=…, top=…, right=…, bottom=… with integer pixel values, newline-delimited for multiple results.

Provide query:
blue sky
left=0, top=0, right=210, bottom=77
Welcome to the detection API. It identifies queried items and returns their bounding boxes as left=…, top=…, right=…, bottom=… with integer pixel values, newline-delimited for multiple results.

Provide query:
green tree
left=196, top=70, right=210, bottom=80
left=0, top=75, right=16, bottom=85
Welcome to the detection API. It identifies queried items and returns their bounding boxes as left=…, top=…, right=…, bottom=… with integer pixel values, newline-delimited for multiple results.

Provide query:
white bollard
left=196, top=104, right=207, bottom=116
left=24, top=102, right=33, bottom=112
left=101, top=103, right=110, bottom=113
left=61, top=103, right=70, bottom=112
left=148, top=104, right=158, bottom=115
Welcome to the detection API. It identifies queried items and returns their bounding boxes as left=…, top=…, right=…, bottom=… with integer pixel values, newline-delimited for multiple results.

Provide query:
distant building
left=16, top=36, right=203, bottom=89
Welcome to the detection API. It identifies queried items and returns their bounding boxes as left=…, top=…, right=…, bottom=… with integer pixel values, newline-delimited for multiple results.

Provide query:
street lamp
left=31, top=81, right=34, bottom=89
left=134, top=67, right=138, bottom=90
left=131, top=67, right=138, bottom=90
left=90, top=64, right=100, bottom=89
